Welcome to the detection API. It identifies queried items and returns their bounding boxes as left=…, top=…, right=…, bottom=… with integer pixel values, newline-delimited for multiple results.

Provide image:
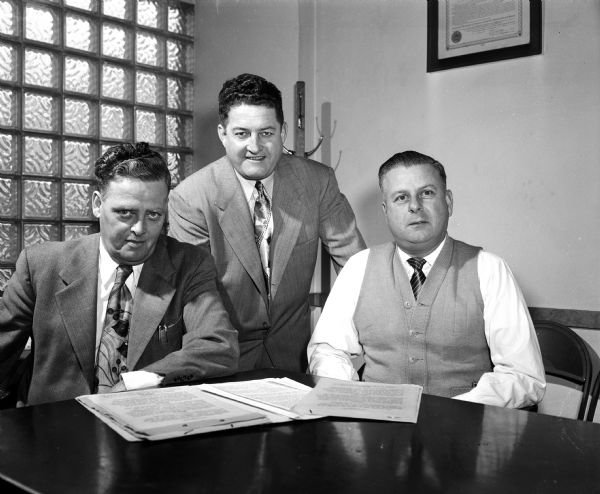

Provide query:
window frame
left=0, top=0, right=195, bottom=290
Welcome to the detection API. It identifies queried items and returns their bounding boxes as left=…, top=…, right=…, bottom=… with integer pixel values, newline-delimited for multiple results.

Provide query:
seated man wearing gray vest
left=307, top=150, right=545, bottom=408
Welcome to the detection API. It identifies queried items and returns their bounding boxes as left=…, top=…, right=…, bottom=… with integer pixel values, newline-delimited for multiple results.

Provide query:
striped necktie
left=95, top=264, right=133, bottom=393
left=253, top=181, right=272, bottom=292
left=407, top=257, right=426, bottom=300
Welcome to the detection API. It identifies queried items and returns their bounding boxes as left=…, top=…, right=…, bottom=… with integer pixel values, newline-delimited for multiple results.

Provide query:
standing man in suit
left=308, top=150, right=545, bottom=408
left=0, top=142, right=238, bottom=405
left=169, top=73, right=365, bottom=372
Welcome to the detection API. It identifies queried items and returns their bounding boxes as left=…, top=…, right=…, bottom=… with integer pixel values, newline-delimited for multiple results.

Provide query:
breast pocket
left=157, top=316, right=184, bottom=350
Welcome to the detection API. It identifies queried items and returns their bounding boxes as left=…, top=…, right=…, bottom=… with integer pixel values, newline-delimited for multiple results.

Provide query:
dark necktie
left=407, top=257, right=426, bottom=300
left=96, top=264, right=133, bottom=393
left=253, top=181, right=272, bottom=292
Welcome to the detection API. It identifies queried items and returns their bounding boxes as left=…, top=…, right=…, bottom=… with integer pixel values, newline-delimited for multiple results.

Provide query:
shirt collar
left=396, top=235, right=447, bottom=268
left=98, top=238, right=144, bottom=289
left=234, top=169, right=275, bottom=203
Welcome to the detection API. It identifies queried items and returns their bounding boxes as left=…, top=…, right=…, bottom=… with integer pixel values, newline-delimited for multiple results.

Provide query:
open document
left=76, top=377, right=316, bottom=441
left=292, top=377, right=422, bottom=423
left=77, top=377, right=422, bottom=441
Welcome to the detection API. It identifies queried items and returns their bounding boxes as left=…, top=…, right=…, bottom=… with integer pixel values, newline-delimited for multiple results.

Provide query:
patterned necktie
left=95, top=264, right=133, bottom=393
left=407, top=257, right=426, bottom=300
left=253, top=181, right=273, bottom=292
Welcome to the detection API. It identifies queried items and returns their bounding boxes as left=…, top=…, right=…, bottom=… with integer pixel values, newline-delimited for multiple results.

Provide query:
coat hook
left=315, top=116, right=337, bottom=140
left=333, top=150, right=342, bottom=171
left=304, top=135, right=323, bottom=158
left=284, top=134, right=324, bottom=158
left=314, top=115, right=339, bottom=167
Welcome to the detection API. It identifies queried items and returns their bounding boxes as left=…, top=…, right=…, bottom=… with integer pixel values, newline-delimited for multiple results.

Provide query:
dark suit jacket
left=0, top=234, right=238, bottom=405
left=168, top=154, right=365, bottom=372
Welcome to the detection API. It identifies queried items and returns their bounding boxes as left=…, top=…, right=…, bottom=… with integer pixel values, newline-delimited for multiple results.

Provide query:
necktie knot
left=254, top=181, right=269, bottom=210
left=114, top=264, right=133, bottom=287
left=407, top=257, right=426, bottom=271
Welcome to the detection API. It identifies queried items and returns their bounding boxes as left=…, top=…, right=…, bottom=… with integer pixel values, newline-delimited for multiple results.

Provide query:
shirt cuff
left=121, top=371, right=165, bottom=390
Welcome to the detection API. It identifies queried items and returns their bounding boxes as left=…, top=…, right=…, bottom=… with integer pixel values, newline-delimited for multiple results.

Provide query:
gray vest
left=354, top=238, right=492, bottom=398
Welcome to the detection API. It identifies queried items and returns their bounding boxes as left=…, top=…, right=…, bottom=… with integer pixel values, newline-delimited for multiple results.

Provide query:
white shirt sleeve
left=307, top=249, right=371, bottom=380
left=121, top=370, right=165, bottom=390
left=452, top=251, right=546, bottom=408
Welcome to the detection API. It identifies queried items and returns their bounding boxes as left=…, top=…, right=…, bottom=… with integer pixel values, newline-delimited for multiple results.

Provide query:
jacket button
left=262, top=322, right=269, bottom=329
left=404, top=301, right=412, bottom=309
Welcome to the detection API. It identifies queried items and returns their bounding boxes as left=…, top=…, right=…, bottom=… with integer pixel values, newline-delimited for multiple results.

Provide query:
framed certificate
left=427, top=0, right=542, bottom=72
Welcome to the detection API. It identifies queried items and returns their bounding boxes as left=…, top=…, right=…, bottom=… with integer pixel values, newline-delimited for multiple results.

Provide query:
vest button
left=409, top=356, right=416, bottom=363
left=404, top=301, right=412, bottom=309
left=409, top=330, right=415, bottom=337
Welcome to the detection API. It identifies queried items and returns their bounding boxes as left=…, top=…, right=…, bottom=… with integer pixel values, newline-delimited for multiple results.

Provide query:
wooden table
left=0, top=369, right=599, bottom=494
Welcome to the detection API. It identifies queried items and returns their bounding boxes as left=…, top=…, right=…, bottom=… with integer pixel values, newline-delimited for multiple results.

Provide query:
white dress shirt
left=307, top=237, right=546, bottom=408
left=96, top=241, right=163, bottom=390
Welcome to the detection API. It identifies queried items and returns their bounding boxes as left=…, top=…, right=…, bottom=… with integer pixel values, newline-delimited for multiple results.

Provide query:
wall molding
left=529, top=307, right=600, bottom=330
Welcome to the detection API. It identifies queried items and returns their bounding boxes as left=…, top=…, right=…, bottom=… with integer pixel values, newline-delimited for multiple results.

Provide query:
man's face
left=92, top=177, right=168, bottom=265
left=218, top=103, right=286, bottom=180
left=381, top=164, right=453, bottom=257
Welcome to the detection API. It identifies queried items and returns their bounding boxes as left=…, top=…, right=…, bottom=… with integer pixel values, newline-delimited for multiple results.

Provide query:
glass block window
left=0, top=0, right=194, bottom=290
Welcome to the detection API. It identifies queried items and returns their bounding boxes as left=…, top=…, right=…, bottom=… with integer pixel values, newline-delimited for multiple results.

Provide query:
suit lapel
left=215, top=160, right=268, bottom=298
left=270, top=158, right=305, bottom=300
left=127, top=236, right=175, bottom=370
left=55, top=234, right=100, bottom=388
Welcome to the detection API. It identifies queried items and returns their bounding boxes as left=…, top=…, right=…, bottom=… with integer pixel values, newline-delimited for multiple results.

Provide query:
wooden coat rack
left=284, top=82, right=329, bottom=308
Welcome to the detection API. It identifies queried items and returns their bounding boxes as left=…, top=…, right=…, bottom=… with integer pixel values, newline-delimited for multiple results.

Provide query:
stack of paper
left=77, top=378, right=315, bottom=441
left=77, top=377, right=423, bottom=441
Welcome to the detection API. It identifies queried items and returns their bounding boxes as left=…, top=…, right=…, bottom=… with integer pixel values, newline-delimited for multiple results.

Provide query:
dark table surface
left=1, top=368, right=599, bottom=494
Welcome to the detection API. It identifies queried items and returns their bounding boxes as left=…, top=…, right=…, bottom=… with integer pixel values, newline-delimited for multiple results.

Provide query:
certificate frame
left=427, top=0, right=542, bottom=72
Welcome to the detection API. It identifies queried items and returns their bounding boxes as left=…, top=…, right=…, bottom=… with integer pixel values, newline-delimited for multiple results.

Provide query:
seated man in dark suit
left=0, top=142, right=238, bottom=405
left=308, top=150, right=545, bottom=408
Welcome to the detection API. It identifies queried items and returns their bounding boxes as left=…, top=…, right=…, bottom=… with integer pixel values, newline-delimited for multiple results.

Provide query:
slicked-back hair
left=218, top=73, right=284, bottom=126
left=94, top=142, right=171, bottom=195
left=378, top=150, right=447, bottom=189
